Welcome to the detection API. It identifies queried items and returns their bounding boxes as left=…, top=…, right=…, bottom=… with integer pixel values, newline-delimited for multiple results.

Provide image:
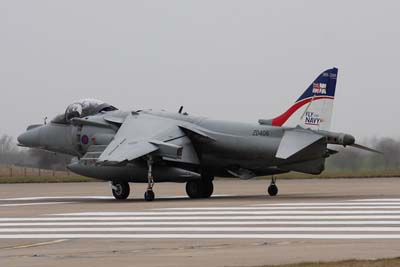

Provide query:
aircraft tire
left=268, top=184, right=278, bottom=196
left=201, top=180, right=214, bottom=198
left=112, top=181, right=130, bottom=200
left=186, top=180, right=204, bottom=199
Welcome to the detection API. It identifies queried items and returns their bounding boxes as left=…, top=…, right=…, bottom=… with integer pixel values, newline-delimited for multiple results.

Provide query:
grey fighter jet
left=18, top=68, right=380, bottom=201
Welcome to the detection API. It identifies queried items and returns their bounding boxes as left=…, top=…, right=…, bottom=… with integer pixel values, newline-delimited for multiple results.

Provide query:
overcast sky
left=1, top=0, right=399, bottom=140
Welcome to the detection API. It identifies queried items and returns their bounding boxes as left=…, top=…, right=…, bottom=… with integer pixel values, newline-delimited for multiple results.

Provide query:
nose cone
left=18, top=127, right=41, bottom=147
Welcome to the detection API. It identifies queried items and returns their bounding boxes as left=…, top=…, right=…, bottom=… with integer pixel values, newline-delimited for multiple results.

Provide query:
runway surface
left=0, top=178, right=400, bottom=267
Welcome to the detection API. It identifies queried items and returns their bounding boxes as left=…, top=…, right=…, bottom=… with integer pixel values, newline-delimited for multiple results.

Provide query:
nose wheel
left=267, top=176, right=278, bottom=196
left=144, top=189, right=155, bottom=201
left=144, top=156, right=155, bottom=201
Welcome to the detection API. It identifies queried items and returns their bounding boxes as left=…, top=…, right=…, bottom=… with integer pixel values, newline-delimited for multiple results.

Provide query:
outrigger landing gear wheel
left=186, top=179, right=214, bottom=199
left=267, top=176, right=278, bottom=196
left=111, top=181, right=130, bottom=200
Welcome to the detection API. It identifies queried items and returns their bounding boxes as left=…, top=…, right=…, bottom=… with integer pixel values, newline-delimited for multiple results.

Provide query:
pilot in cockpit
left=52, top=99, right=118, bottom=124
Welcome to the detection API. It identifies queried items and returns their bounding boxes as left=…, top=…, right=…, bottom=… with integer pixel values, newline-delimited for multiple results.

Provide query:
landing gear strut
left=144, top=156, right=155, bottom=201
left=268, top=176, right=278, bottom=196
left=111, top=181, right=130, bottom=200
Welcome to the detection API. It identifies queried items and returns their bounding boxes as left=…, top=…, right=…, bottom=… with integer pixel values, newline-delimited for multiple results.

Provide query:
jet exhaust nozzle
left=323, top=131, right=355, bottom=146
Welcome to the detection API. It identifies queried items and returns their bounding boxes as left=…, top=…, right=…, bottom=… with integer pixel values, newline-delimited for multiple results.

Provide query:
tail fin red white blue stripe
left=271, top=68, right=338, bottom=131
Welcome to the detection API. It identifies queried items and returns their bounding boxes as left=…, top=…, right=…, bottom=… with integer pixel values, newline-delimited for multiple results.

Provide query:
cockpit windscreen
left=52, top=99, right=118, bottom=124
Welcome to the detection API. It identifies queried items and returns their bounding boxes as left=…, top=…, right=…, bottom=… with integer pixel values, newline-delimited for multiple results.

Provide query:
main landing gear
left=111, top=181, right=130, bottom=200
left=268, top=176, right=278, bottom=196
left=186, top=175, right=214, bottom=199
left=144, top=156, right=155, bottom=201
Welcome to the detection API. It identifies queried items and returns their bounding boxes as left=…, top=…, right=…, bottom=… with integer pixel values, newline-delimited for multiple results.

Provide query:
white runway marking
left=1, top=234, right=400, bottom=239
left=153, top=206, right=400, bottom=210
left=161, top=194, right=232, bottom=199
left=1, top=221, right=400, bottom=226
left=0, top=194, right=233, bottom=202
left=349, top=199, right=400, bottom=202
left=53, top=210, right=400, bottom=216
left=254, top=202, right=400, bottom=206
left=1, top=227, right=400, bottom=233
left=0, top=202, right=75, bottom=207
left=2, top=198, right=400, bottom=239
left=4, top=215, right=400, bottom=221
left=0, top=196, right=113, bottom=201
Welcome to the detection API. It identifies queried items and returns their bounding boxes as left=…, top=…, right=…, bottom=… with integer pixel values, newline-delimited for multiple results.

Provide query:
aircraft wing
left=276, top=129, right=325, bottom=159
left=97, top=112, right=198, bottom=165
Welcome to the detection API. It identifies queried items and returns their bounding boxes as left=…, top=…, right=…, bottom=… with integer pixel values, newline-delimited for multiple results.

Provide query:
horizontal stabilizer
left=350, top=143, right=383, bottom=154
left=276, top=130, right=324, bottom=159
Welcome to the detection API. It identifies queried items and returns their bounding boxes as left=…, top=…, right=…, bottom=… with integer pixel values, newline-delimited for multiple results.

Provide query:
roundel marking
left=81, top=135, right=89, bottom=145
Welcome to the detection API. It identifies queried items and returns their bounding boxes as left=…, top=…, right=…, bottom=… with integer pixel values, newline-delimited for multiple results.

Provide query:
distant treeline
left=327, top=137, right=400, bottom=171
left=0, top=134, right=71, bottom=170
left=0, top=134, right=399, bottom=172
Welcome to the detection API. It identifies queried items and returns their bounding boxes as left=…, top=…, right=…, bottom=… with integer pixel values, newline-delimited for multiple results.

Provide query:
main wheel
left=202, top=180, right=214, bottom=198
left=144, top=190, right=155, bottom=201
left=268, top=184, right=278, bottom=196
left=186, top=180, right=214, bottom=199
left=112, top=181, right=130, bottom=200
left=186, top=180, right=203, bottom=199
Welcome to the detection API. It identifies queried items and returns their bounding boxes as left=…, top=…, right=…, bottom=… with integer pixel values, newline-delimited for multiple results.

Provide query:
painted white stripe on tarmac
left=1, top=234, right=400, bottom=239
left=1, top=227, right=400, bottom=233
left=160, top=194, right=232, bottom=199
left=1, top=221, right=400, bottom=226
left=53, top=210, right=400, bottom=216
left=0, top=202, right=75, bottom=207
left=0, top=196, right=113, bottom=201
left=254, top=202, right=400, bottom=206
left=152, top=206, right=400, bottom=211
left=0, top=194, right=232, bottom=202
left=349, top=199, right=400, bottom=202
left=3, top=215, right=400, bottom=221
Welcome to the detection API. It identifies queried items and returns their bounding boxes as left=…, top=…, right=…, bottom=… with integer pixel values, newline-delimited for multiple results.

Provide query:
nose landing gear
left=267, top=176, right=278, bottom=196
left=144, top=156, right=155, bottom=201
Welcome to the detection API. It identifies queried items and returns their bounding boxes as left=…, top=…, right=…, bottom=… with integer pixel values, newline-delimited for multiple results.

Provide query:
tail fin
left=270, top=68, right=338, bottom=131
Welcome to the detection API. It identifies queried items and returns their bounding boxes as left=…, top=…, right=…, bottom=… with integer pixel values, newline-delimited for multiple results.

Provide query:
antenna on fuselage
left=178, top=106, right=183, bottom=114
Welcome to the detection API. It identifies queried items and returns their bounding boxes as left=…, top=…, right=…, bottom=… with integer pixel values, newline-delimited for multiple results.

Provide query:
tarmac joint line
left=0, top=239, right=68, bottom=250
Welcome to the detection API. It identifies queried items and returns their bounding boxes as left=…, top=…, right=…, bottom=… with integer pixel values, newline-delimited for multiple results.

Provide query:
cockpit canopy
left=52, top=99, right=118, bottom=124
